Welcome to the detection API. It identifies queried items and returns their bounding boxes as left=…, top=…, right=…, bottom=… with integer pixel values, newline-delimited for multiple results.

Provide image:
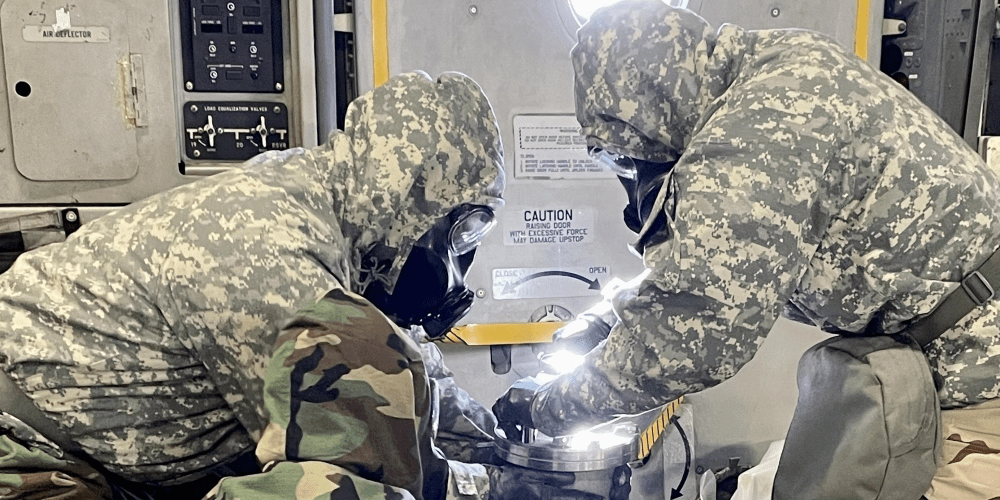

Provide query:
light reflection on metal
left=495, top=418, right=638, bottom=472
left=568, top=0, right=690, bottom=22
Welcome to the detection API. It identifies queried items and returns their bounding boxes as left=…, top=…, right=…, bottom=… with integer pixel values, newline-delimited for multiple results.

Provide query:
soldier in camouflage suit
left=0, top=70, right=503, bottom=499
left=203, top=288, right=492, bottom=500
left=494, top=0, right=1000, bottom=443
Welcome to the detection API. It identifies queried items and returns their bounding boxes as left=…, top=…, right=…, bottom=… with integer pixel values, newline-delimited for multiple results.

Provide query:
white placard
left=503, top=207, right=594, bottom=246
left=492, top=265, right=610, bottom=300
left=513, top=114, right=616, bottom=179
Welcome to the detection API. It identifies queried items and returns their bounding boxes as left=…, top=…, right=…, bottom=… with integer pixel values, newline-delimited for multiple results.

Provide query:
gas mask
left=363, top=204, right=496, bottom=338
left=590, top=147, right=676, bottom=254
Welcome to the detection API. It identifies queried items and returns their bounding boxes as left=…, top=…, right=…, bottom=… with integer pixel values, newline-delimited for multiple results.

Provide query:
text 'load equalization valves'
left=184, top=102, right=289, bottom=161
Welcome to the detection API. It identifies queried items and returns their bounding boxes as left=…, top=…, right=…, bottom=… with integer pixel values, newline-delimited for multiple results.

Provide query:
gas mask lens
left=588, top=147, right=636, bottom=180
left=449, top=207, right=496, bottom=255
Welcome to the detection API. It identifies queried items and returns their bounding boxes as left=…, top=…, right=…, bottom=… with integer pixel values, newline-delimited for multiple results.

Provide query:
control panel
left=180, top=0, right=284, bottom=93
left=184, top=101, right=289, bottom=161
left=880, top=0, right=980, bottom=134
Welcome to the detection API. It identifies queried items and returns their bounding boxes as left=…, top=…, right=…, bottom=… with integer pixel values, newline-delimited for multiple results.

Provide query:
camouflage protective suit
left=528, top=1, right=1000, bottom=437
left=0, top=71, right=503, bottom=498
left=204, top=288, right=491, bottom=500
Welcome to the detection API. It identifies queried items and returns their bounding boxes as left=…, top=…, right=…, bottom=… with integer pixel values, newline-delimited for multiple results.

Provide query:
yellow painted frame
left=439, top=322, right=568, bottom=345
left=855, top=0, right=871, bottom=60
left=372, top=0, right=389, bottom=86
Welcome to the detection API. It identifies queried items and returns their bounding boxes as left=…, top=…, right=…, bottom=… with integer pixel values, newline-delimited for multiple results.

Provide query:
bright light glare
left=568, top=0, right=624, bottom=19
left=600, top=278, right=626, bottom=299
left=542, top=350, right=586, bottom=374
left=569, top=0, right=689, bottom=21
left=557, top=318, right=590, bottom=338
left=567, top=429, right=633, bottom=450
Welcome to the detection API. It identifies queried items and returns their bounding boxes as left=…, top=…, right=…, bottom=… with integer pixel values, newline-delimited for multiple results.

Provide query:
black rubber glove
left=488, top=463, right=604, bottom=500
left=491, top=377, right=543, bottom=441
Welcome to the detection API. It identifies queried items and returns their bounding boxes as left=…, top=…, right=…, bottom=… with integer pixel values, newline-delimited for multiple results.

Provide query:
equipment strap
left=910, top=246, right=1000, bottom=347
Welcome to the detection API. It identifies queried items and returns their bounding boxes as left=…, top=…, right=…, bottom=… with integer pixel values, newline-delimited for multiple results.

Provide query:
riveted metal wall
left=356, top=0, right=877, bottom=333
left=353, top=0, right=883, bottom=470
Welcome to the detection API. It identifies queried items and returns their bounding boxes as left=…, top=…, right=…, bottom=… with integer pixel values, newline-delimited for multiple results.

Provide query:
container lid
left=495, top=422, right=638, bottom=472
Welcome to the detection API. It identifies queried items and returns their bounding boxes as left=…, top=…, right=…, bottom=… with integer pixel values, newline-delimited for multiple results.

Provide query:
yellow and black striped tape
left=637, top=396, right=684, bottom=461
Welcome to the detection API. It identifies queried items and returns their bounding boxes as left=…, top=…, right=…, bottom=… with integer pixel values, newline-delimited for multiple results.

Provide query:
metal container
left=496, top=423, right=637, bottom=472
left=494, top=422, right=638, bottom=499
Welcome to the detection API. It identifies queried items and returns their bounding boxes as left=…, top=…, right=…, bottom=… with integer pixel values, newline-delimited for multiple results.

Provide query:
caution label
left=492, top=266, right=611, bottom=300
left=504, top=208, right=594, bottom=246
